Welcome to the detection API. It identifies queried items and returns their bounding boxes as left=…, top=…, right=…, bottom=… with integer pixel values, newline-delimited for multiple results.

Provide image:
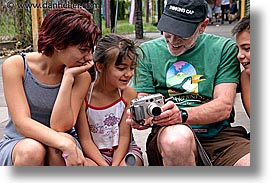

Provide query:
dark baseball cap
left=157, top=0, right=208, bottom=38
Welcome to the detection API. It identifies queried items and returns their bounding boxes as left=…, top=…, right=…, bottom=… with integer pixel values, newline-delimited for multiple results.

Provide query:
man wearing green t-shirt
left=126, top=0, right=250, bottom=166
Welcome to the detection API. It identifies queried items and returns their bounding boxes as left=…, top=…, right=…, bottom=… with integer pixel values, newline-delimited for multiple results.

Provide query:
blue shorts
left=0, top=131, right=81, bottom=166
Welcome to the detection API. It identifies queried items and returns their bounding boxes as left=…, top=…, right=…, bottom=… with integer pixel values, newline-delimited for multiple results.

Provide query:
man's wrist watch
left=181, top=109, right=188, bottom=124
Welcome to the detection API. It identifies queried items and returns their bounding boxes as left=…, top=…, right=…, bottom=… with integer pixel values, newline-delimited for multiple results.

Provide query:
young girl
left=0, top=8, right=101, bottom=166
left=232, top=14, right=250, bottom=118
left=75, top=34, right=144, bottom=166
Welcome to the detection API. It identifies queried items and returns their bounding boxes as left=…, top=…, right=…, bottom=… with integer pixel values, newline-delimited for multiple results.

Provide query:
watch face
left=181, top=110, right=188, bottom=123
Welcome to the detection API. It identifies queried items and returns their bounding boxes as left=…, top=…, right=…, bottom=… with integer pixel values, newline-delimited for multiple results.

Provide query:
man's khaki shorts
left=146, top=125, right=250, bottom=166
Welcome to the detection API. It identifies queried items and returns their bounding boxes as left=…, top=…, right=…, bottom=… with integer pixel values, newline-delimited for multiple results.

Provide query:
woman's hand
left=61, top=143, right=86, bottom=166
left=58, top=135, right=86, bottom=166
left=64, top=60, right=94, bottom=78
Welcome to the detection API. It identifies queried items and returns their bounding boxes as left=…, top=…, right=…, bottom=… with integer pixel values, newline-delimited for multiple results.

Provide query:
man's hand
left=151, top=101, right=182, bottom=126
left=126, top=101, right=182, bottom=129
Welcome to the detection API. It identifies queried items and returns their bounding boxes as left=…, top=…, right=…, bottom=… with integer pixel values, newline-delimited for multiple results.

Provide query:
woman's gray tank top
left=3, top=53, right=61, bottom=139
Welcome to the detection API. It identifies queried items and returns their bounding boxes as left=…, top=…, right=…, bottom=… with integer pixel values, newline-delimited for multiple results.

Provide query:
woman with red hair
left=0, top=8, right=101, bottom=166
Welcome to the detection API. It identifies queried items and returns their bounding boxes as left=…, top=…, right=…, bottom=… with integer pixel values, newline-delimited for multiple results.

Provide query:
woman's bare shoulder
left=2, top=54, right=25, bottom=72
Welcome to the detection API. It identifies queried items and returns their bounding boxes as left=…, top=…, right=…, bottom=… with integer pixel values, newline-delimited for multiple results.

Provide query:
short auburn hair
left=38, top=8, right=101, bottom=56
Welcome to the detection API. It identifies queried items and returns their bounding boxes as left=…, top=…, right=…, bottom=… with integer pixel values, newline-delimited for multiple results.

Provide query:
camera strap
left=185, top=124, right=212, bottom=166
left=194, top=133, right=213, bottom=166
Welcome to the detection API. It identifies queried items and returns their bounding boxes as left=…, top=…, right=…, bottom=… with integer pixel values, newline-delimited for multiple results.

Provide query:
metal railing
left=0, top=0, right=32, bottom=49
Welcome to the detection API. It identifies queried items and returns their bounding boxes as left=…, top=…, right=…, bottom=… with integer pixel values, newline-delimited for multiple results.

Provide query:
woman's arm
left=112, top=86, right=137, bottom=166
left=2, top=56, right=84, bottom=165
left=50, top=62, right=93, bottom=131
left=75, top=101, right=109, bottom=166
left=240, top=71, right=250, bottom=118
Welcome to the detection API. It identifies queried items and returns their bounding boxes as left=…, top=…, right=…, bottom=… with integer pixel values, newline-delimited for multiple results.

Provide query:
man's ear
left=199, top=18, right=209, bottom=34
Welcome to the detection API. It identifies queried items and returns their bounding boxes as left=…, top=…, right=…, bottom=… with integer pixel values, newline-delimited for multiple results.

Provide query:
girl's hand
left=126, top=109, right=151, bottom=130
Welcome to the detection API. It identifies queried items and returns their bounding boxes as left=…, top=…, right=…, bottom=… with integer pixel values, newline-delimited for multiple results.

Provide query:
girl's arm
left=112, top=86, right=137, bottom=166
left=240, top=71, right=250, bottom=118
left=75, top=101, right=109, bottom=166
left=2, top=56, right=84, bottom=166
left=50, top=62, right=93, bottom=132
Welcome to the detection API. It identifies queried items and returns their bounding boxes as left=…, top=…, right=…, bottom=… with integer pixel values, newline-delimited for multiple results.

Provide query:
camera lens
left=147, top=103, right=162, bottom=116
left=125, top=152, right=137, bottom=166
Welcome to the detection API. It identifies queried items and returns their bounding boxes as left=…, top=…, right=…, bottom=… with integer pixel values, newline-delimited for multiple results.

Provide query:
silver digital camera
left=130, top=93, right=165, bottom=123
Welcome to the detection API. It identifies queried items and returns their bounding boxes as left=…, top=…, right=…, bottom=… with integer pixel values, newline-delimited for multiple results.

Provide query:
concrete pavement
left=0, top=22, right=250, bottom=166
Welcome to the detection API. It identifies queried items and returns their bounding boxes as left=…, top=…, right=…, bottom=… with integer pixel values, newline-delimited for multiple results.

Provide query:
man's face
left=164, top=26, right=200, bottom=56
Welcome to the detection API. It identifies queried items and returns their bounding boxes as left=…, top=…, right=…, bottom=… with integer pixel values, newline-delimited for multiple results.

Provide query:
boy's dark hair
left=232, top=14, right=250, bottom=36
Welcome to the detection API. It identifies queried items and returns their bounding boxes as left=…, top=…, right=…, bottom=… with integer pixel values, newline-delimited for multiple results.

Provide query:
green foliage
left=101, top=17, right=158, bottom=35
left=0, top=16, right=17, bottom=38
left=118, top=0, right=126, bottom=20
left=0, top=0, right=32, bottom=46
left=0, top=1, right=158, bottom=46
